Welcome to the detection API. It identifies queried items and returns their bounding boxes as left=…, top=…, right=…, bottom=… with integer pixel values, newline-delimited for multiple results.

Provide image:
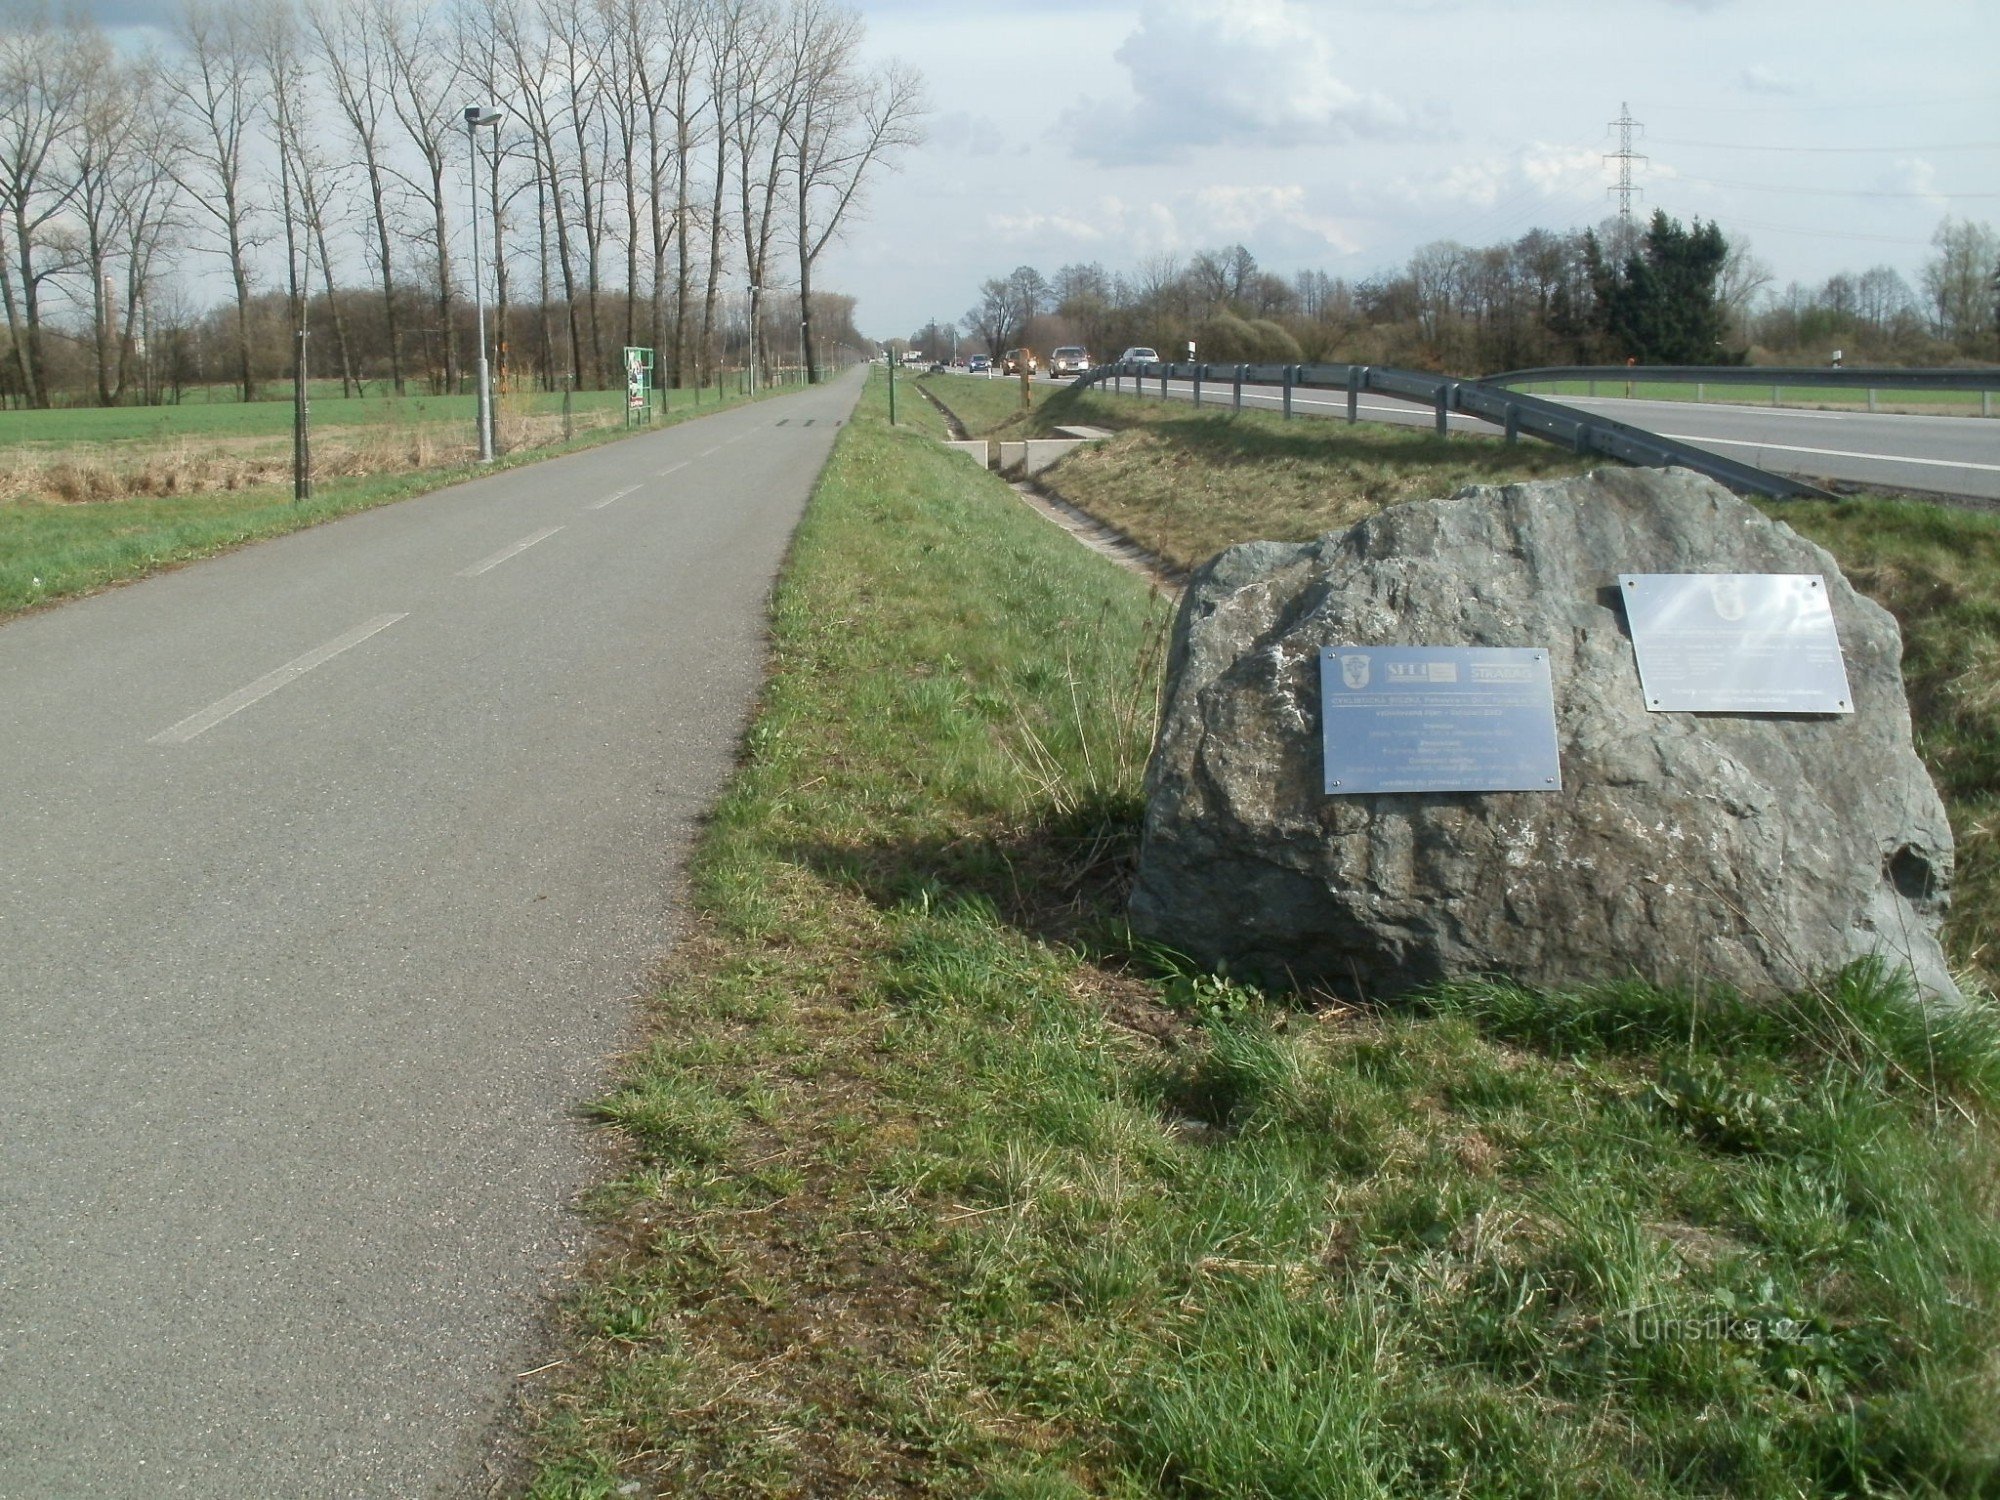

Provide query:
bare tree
left=0, top=2, right=95, bottom=406
left=309, top=0, right=405, bottom=392
left=495, top=0, right=581, bottom=388
left=731, top=0, right=798, bottom=380
left=67, top=29, right=137, bottom=405
left=540, top=0, right=611, bottom=387
left=699, top=0, right=757, bottom=382
left=165, top=0, right=266, bottom=401
left=784, top=0, right=920, bottom=382
left=375, top=0, right=463, bottom=391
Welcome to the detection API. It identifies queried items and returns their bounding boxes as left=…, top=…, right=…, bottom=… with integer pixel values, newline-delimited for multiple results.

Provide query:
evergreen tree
left=1586, top=211, right=1742, bottom=364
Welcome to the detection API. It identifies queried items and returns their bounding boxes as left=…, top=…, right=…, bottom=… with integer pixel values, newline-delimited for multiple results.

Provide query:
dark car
left=968, top=354, right=990, bottom=372
left=1048, top=346, right=1091, bottom=378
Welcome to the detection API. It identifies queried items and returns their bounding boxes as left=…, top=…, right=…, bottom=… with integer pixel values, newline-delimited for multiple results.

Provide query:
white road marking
left=697, top=445, right=721, bottom=457
left=587, top=485, right=641, bottom=511
left=150, top=614, right=408, bottom=745
left=1658, top=434, right=2000, bottom=474
left=457, top=526, right=565, bottom=577
left=655, top=461, right=688, bottom=478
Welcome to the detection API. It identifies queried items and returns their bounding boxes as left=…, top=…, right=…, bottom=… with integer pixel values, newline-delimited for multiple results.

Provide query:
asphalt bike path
left=0, top=367, right=864, bottom=1496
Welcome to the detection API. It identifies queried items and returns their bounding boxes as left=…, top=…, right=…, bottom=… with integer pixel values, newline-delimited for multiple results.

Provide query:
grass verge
left=525, top=370, right=2000, bottom=1496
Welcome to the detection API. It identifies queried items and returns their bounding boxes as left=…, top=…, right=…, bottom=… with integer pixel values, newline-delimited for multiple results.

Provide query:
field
left=522, top=370, right=2000, bottom=1496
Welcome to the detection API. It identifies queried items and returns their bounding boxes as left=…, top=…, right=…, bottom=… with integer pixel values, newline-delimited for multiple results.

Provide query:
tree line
left=950, top=212, right=2000, bottom=377
left=0, top=0, right=923, bottom=409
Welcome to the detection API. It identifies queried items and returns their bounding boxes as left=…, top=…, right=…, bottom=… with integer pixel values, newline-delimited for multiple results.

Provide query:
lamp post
left=464, top=105, right=502, bottom=462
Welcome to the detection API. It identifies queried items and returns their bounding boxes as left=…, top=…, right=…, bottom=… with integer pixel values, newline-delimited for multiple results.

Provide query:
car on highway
left=967, top=354, right=990, bottom=372
left=1048, top=346, right=1092, bottom=378
left=1117, top=346, right=1160, bottom=365
left=1002, top=348, right=1037, bottom=376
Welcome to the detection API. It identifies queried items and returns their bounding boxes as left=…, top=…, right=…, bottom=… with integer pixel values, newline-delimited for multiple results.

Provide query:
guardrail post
left=1346, top=366, right=1360, bottom=422
left=1504, top=404, right=1520, bottom=444
left=1233, top=365, right=1244, bottom=410
left=1434, top=383, right=1450, bottom=437
left=1696, top=382, right=1704, bottom=402
left=1159, top=367, right=1168, bottom=400
left=1772, top=384, right=1780, bottom=406
left=1573, top=422, right=1591, bottom=456
left=1986, top=391, right=1993, bottom=418
left=1283, top=365, right=1295, bottom=420
left=1193, top=364, right=1204, bottom=408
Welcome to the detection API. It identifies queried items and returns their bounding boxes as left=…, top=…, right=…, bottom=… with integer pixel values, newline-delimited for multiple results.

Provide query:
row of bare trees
left=0, top=0, right=922, bottom=409
left=958, top=215, right=1997, bottom=378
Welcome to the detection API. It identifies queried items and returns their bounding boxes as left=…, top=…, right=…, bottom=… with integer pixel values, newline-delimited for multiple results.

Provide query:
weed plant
left=530, top=370, right=2000, bottom=1497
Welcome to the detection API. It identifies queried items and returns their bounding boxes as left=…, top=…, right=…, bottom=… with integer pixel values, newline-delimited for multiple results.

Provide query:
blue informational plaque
left=1320, top=646, right=1563, bottom=795
left=1619, top=573, right=1854, bottom=714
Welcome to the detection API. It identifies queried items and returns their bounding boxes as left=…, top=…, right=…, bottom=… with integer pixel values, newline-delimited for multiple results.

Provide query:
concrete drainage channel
left=914, top=384, right=1183, bottom=597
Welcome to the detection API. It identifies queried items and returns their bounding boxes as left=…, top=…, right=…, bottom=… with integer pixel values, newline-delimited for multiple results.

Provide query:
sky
left=815, top=0, right=1999, bottom=340
left=79, top=0, right=2000, bottom=345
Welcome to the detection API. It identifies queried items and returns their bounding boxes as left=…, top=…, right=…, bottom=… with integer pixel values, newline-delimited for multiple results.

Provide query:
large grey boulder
left=1130, top=468, right=1960, bottom=1003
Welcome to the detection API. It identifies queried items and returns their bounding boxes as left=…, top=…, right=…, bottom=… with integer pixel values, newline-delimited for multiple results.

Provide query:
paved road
left=0, top=369, right=862, bottom=1496
left=983, top=370, right=2000, bottom=501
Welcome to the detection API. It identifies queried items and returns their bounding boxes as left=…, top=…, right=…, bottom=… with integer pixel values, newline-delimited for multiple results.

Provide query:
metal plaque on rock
left=1320, top=646, right=1562, bottom=795
left=1619, top=573, right=1853, bottom=714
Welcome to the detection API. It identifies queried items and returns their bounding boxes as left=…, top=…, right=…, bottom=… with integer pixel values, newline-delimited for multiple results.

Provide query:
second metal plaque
left=1320, top=646, right=1562, bottom=795
left=1619, top=573, right=1853, bottom=714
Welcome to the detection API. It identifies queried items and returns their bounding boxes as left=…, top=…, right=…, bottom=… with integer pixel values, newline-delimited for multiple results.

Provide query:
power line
left=1669, top=174, right=1998, bottom=200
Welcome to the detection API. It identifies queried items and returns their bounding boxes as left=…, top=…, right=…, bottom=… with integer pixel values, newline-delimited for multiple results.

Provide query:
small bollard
left=1346, top=366, right=1361, bottom=423
left=1193, top=364, right=1204, bottom=408
left=1434, top=383, right=1451, bottom=437
left=1504, top=404, right=1520, bottom=444
left=1282, top=365, right=1294, bottom=420
left=1233, top=365, right=1244, bottom=410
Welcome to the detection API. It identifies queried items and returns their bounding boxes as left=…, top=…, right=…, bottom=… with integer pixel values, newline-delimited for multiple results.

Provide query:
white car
left=1117, top=346, right=1160, bottom=364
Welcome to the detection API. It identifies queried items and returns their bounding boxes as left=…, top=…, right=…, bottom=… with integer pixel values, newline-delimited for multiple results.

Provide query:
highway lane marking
left=655, top=461, right=688, bottom=478
left=1162, top=387, right=1986, bottom=460
left=150, top=614, right=408, bottom=745
left=697, top=445, right=721, bottom=457
left=457, top=526, right=565, bottom=577
left=587, top=485, right=642, bottom=511
left=1658, top=434, right=2000, bottom=474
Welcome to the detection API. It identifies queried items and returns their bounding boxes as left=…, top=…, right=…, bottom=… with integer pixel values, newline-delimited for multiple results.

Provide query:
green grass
left=1516, top=380, right=1990, bottom=417
left=524, top=368, right=2000, bottom=1496
left=0, top=381, right=782, bottom=618
left=924, top=379, right=1597, bottom=577
left=1767, top=498, right=2000, bottom=984
left=0, top=386, right=637, bottom=445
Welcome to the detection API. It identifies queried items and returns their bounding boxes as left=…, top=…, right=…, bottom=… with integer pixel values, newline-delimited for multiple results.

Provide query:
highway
left=0, top=369, right=861, bottom=1496
left=981, top=369, right=2000, bottom=502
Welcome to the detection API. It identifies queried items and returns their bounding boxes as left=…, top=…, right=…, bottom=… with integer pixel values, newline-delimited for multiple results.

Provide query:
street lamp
left=464, top=105, right=502, bottom=462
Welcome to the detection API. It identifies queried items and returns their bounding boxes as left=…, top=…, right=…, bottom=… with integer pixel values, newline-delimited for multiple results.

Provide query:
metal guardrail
left=1077, top=360, right=1836, bottom=502
left=1483, top=364, right=2000, bottom=392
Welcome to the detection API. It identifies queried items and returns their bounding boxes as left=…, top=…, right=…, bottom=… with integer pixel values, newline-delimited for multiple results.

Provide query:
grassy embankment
left=525, top=369, right=2000, bottom=1496
left=0, top=380, right=775, bottom=618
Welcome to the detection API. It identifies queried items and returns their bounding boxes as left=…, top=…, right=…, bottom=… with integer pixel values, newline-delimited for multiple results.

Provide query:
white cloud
left=1738, top=65, right=1805, bottom=96
left=983, top=183, right=1358, bottom=264
left=1066, top=0, right=1447, bottom=166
